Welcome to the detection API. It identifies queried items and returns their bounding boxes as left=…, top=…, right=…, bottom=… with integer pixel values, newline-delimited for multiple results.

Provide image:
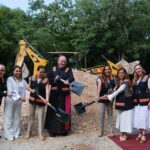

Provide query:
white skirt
left=134, top=105, right=149, bottom=130
left=148, top=109, right=150, bottom=128
left=116, top=109, right=134, bottom=133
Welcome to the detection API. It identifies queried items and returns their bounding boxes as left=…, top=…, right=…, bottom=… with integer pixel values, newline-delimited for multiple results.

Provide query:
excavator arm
left=15, top=40, right=48, bottom=76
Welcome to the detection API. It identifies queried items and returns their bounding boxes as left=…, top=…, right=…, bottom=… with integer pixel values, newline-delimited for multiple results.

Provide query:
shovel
left=60, top=79, right=84, bottom=96
left=74, top=98, right=101, bottom=115
left=36, top=93, right=71, bottom=124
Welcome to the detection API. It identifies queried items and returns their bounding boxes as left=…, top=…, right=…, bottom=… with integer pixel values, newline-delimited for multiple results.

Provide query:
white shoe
left=39, top=135, right=44, bottom=141
left=14, top=135, right=19, bottom=139
left=4, top=134, right=14, bottom=141
left=5, top=136, right=14, bottom=141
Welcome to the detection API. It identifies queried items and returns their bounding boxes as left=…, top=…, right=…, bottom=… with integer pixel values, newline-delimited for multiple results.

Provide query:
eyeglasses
left=0, top=70, right=5, bottom=72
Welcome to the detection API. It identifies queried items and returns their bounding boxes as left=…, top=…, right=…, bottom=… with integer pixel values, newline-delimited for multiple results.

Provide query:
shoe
left=61, top=131, right=69, bottom=136
left=39, top=135, right=44, bottom=141
left=49, top=133, right=56, bottom=137
left=120, top=135, right=128, bottom=141
left=140, top=134, right=146, bottom=144
left=109, top=131, right=115, bottom=137
left=98, top=131, right=103, bottom=137
left=26, top=132, right=31, bottom=139
left=136, top=133, right=142, bottom=141
left=5, top=136, right=14, bottom=141
left=14, top=135, right=19, bottom=139
left=119, top=135, right=123, bottom=141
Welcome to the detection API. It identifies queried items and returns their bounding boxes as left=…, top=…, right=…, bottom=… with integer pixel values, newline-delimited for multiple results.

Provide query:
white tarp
left=117, top=59, right=140, bottom=74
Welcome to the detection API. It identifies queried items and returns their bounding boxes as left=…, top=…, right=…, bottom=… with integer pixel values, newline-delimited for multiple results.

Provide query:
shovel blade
left=70, top=81, right=84, bottom=96
left=55, top=108, right=71, bottom=124
left=74, top=102, right=86, bottom=115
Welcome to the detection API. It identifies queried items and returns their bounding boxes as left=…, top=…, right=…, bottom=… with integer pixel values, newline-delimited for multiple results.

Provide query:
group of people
left=0, top=55, right=74, bottom=141
left=0, top=55, right=150, bottom=144
left=97, top=64, right=150, bottom=143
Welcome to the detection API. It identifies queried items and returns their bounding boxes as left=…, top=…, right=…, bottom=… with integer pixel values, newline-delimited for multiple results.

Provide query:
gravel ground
left=0, top=131, right=121, bottom=150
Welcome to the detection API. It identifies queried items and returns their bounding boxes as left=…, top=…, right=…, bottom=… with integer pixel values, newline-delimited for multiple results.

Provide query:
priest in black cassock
left=0, top=64, right=7, bottom=138
left=45, top=55, right=74, bottom=136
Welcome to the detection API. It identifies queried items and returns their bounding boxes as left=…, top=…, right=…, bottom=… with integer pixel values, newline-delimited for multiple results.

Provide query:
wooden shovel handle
left=37, top=94, right=56, bottom=111
left=60, top=79, right=70, bottom=85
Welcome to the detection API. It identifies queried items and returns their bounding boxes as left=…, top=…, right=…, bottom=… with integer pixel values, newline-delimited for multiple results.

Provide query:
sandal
left=98, top=131, right=103, bottom=137
left=140, top=134, right=146, bottom=144
left=136, top=133, right=142, bottom=141
left=120, top=134, right=128, bottom=141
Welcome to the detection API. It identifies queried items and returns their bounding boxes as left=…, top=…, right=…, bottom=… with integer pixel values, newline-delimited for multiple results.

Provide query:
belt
left=134, top=98, right=149, bottom=103
left=51, top=87, right=70, bottom=91
left=51, top=87, right=57, bottom=90
left=115, top=102, right=125, bottom=106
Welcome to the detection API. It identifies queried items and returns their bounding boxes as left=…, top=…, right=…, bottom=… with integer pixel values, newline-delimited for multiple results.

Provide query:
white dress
left=108, top=84, right=134, bottom=133
left=133, top=79, right=149, bottom=130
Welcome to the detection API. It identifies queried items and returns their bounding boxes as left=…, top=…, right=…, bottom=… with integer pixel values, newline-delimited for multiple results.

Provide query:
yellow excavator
left=15, top=40, right=48, bottom=77
left=81, top=54, right=139, bottom=75
left=81, top=55, right=119, bottom=75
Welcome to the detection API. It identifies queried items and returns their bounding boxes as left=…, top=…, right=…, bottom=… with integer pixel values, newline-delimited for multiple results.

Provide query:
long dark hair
left=99, top=65, right=112, bottom=87
left=116, top=68, right=132, bottom=92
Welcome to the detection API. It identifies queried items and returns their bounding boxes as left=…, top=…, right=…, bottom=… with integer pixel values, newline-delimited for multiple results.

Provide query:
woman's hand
left=31, top=89, right=36, bottom=93
left=148, top=102, right=150, bottom=109
left=45, top=98, right=49, bottom=105
left=98, top=95, right=108, bottom=102
left=20, top=97, right=26, bottom=102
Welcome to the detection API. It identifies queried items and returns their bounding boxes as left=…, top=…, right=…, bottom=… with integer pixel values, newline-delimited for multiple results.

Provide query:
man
left=45, top=55, right=74, bottom=136
left=0, top=64, right=7, bottom=138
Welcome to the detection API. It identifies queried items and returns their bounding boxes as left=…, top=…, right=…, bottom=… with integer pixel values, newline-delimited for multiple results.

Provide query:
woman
left=97, top=65, right=115, bottom=137
left=26, top=65, right=50, bottom=140
left=133, top=64, right=149, bottom=143
left=101, top=68, right=134, bottom=141
left=4, top=66, right=27, bottom=141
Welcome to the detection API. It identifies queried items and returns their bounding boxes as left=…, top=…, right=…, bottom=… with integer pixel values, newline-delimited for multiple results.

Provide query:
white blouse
left=107, top=84, right=126, bottom=102
left=148, top=77, right=150, bottom=90
left=7, top=76, right=27, bottom=101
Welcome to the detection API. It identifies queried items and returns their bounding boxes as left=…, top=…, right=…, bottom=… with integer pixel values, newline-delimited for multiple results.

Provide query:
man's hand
left=63, top=80, right=69, bottom=85
left=55, top=75, right=60, bottom=81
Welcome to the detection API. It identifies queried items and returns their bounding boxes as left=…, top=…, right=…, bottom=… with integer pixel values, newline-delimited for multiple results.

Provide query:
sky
left=0, top=0, right=54, bottom=12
